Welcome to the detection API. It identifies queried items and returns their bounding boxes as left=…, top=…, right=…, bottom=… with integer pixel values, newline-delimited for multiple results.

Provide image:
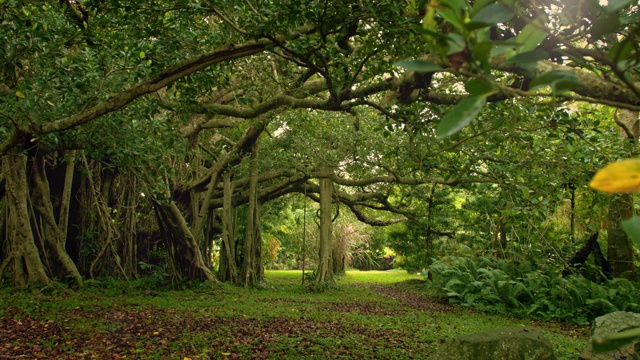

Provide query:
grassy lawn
left=0, top=270, right=589, bottom=359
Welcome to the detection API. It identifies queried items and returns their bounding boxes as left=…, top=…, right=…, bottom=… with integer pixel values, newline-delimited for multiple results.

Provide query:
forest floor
left=0, top=270, right=589, bottom=359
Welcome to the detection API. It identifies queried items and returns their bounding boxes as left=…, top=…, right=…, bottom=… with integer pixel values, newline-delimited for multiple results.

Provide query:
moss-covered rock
left=429, top=326, right=556, bottom=360
left=580, top=311, right=640, bottom=360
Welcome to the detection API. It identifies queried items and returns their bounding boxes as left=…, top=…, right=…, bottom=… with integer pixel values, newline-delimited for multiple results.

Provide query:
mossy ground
left=0, top=270, right=588, bottom=359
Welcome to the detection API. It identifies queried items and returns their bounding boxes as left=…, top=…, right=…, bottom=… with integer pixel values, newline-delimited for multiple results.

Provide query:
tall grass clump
left=427, top=256, right=640, bottom=324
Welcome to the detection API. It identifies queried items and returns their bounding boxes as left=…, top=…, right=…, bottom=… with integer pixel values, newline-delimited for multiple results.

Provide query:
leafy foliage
left=427, top=256, right=640, bottom=325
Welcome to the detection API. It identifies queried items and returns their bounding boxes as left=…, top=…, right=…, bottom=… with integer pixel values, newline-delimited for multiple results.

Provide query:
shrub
left=427, top=256, right=640, bottom=325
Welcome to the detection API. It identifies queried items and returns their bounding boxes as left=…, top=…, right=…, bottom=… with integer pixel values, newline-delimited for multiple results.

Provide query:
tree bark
left=31, top=154, right=83, bottom=287
left=166, top=201, right=216, bottom=281
left=425, top=185, right=436, bottom=279
left=493, top=215, right=507, bottom=259
left=241, top=141, right=265, bottom=287
left=315, top=174, right=334, bottom=284
left=562, top=232, right=611, bottom=279
left=1, top=150, right=51, bottom=286
left=217, top=173, right=239, bottom=284
left=121, top=176, right=138, bottom=278
left=608, top=109, right=638, bottom=280
left=607, top=194, right=635, bottom=279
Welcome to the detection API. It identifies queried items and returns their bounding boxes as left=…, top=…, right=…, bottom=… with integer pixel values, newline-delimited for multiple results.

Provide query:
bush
left=427, top=256, right=640, bottom=325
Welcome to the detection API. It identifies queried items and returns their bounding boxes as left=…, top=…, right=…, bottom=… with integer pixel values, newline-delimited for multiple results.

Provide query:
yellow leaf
left=15, top=90, right=25, bottom=98
left=183, top=358, right=192, bottom=360
left=153, top=331, right=160, bottom=335
left=589, top=158, right=640, bottom=193
left=221, top=353, right=231, bottom=356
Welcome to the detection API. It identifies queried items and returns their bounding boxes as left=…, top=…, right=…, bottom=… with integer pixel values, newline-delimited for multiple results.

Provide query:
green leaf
left=504, top=50, right=549, bottom=65
left=605, top=0, right=634, bottom=13
left=423, top=2, right=438, bottom=33
left=471, top=41, right=494, bottom=65
left=436, top=1, right=467, bottom=32
left=516, top=18, right=548, bottom=53
left=589, top=12, right=620, bottom=41
left=466, top=3, right=514, bottom=30
left=412, top=25, right=449, bottom=40
left=622, top=216, right=640, bottom=248
left=436, top=95, right=487, bottom=138
left=15, top=90, right=25, bottom=98
left=443, top=0, right=468, bottom=13
left=446, top=33, right=467, bottom=55
left=395, top=60, right=442, bottom=72
left=139, top=51, right=146, bottom=59
left=465, top=78, right=493, bottom=95
left=609, top=40, right=634, bottom=63
left=529, top=70, right=580, bottom=94
left=593, top=327, right=640, bottom=353
left=470, top=0, right=496, bottom=16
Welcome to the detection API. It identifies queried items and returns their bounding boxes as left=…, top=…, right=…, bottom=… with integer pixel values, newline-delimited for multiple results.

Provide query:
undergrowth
left=426, top=256, right=640, bottom=324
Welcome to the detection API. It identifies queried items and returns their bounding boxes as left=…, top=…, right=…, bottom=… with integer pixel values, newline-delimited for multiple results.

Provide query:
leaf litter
left=0, top=280, right=588, bottom=359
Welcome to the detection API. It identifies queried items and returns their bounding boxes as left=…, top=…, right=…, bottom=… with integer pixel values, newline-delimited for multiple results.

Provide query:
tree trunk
left=607, top=194, right=635, bottom=279
left=31, top=154, right=83, bottom=287
left=217, top=173, right=239, bottom=284
left=315, top=175, right=334, bottom=284
left=425, top=185, right=436, bottom=279
left=569, top=186, right=575, bottom=242
left=154, top=200, right=216, bottom=281
left=608, top=109, right=638, bottom=280
left=241, top=142, right=264, bottom=287
left=1, top=150, right=51, bottom=286
left=562, top=232, right=611, bottom=279
left=79, top=155, right=127, bottom=280
left=121, top=176, right=138, bottom=278
left=493, top=215, right=507, bottom=258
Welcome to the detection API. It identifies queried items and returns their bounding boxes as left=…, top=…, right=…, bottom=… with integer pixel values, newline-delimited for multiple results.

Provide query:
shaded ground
left=0, top=273, right=590, bottom=359
left=1, top=307, right=417, bottom=359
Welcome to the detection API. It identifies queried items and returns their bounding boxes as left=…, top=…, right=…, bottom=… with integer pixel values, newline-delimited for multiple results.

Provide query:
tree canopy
left=1, top=0, right=639, bottom=287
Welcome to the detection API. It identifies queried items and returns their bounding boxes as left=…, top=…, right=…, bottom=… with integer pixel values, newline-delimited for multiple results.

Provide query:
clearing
left=0, top=270, right=589, bottom=359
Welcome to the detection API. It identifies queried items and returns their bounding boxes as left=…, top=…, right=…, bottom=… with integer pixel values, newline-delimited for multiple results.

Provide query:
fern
left=426, top=256, right=640, bottom=324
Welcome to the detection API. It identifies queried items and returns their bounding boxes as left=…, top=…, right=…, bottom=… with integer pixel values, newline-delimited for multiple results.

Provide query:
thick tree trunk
left=315, top=175, right=334, bottom=284
left=607, top=194, right=635, bottom=279
left=218, top=174, right=239, bottom=283
left=153, top=201, right=216, bottom=281
left=241, top=142, right=264, bottom=287
left=1, top=150, right=51, bottom=286
left=31, top=154, right=83, bottom=287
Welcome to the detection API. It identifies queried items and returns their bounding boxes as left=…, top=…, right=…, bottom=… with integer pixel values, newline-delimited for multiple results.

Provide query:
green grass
left=0, top=270, right=589, bottom=359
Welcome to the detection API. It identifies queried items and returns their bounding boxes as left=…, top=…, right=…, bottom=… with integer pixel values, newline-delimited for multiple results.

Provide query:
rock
left=580, top=311, right=640, bottom=360
left=429, top=326, right=557, bottom=360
